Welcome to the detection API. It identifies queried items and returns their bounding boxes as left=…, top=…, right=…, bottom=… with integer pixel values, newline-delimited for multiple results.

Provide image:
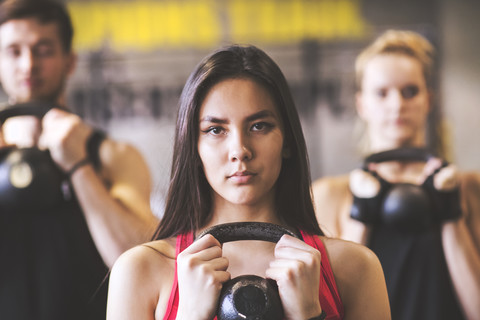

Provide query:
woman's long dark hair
left=154, top=45, right=323, bottom=239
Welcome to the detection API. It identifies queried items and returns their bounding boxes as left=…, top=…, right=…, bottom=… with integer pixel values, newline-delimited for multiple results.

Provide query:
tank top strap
left=163, top=232, right=194, bottom=320
left=300, top=231, right=344, bottom=320
left=178, top=231, right=194, bottom=253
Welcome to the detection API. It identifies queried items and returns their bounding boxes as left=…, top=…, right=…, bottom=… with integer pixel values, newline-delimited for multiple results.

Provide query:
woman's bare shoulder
left=460, top=171, right=480, bottom=192
left=312, top=174, right=350, bottom=201
left=322, top=237, right=380, bottom=278
left=116, top=238, right=176, bottom=267
left=313, top=174, right=350, bottom=190
left=107, top=238, right=178, bottom=318
left=312, top=175, right=352, bottom=236
left=459, top=171, right=480, bottom=224
left=321, top=237, right=390, bottom=318
left=110, top=238, right=177, bottom=288
left=139, top=238, right=177, bottom=259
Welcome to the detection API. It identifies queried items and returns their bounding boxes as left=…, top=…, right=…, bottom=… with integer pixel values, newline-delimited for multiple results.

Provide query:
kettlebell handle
left=197, top=222, right=300, bottom=244
left=0, top=102, right=60, bottom=123
left=363, top=147, right=448, bottom=173
left=363, top=147, right=437, bottom=167
left=351, top=147, right=457, bottom=231
left=201, top=222, right=296, bottom=320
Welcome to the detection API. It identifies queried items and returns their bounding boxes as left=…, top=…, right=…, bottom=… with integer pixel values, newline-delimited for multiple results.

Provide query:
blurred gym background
left=2, top=0, right=479, bottom=216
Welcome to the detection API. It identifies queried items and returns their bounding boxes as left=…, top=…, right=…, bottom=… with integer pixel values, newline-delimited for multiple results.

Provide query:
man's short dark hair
left=0, top=0, right=74, bottom=53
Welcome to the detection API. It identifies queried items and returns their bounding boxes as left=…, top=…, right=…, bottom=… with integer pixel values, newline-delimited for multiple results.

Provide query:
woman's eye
left=375, top=89, right=387, bottom=98
left=251, top=122, right=272, bottom=132
left=401, top=85, right=419, bottom=99
left=205, top=126, right=224, bottom=135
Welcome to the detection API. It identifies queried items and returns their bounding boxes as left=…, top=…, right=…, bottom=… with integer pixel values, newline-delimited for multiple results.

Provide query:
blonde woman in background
left=312, top=30, right=480, bottom=320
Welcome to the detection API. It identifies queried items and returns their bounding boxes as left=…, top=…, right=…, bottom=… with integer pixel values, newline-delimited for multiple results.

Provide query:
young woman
left=312, top=30, right=480, bottom=320
left=106, top=45, right=390, bottom=320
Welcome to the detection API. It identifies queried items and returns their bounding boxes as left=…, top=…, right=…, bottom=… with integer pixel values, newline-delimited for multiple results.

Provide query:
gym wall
left=1, top=0, right=477, bottom=216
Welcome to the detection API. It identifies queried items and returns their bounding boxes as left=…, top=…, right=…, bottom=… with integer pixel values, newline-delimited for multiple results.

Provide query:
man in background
left=0, top=0, right=158, bottom=318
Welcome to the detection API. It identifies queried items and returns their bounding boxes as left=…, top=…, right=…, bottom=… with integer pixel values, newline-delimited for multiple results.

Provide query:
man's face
left=0, top=17, right=75, bottom=104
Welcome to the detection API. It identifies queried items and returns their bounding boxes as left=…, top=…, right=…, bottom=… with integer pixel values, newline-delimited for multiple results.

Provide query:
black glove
left=422, top=165, right=462, bottom=222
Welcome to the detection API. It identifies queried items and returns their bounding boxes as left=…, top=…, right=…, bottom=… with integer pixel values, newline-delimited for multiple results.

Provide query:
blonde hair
left=355, top=30, right=435, bottom=91
left=354, top=30, right=448, bottom=158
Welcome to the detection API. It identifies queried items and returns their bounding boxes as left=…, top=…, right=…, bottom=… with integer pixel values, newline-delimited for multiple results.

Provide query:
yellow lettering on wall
left=68, top=0, right=370, bottom=52
left=229, top=0, right=370, bottom=43
left=69, top=0, right=220, bottom=51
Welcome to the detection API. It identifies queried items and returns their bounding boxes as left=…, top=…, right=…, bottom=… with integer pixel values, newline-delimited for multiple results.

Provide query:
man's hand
left=2, top=115, right=41, bottom=148
left=39, top=108, right=93, bottom=172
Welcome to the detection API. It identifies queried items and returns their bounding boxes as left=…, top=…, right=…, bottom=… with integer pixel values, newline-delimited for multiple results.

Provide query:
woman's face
left=198, top=78, right=285, bottom=208
left=357, top=53, right=431, bottom=150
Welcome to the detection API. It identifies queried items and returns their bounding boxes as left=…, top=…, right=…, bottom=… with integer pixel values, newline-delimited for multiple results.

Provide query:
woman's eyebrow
left=199, top=116, right=228, bottom=124
left=199, top=110, right=276, bottom=124
left=246, top=110, right=276, bottom=122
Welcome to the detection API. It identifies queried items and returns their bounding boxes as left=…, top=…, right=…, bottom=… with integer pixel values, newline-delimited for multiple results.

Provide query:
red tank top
left=163, top=230, right=344, bottom=319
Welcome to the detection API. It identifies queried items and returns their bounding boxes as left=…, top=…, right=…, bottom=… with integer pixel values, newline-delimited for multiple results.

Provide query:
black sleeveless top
left=0, top=130, right=108, bottom=320
left=368, top=224, right=465, bottom=320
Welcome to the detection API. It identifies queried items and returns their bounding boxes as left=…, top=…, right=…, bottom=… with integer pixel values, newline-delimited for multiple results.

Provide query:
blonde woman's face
left=356, top=54, right=430, bottom=151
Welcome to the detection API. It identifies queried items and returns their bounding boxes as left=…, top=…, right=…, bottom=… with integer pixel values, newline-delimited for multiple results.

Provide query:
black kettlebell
left=0, top=102, right=66, bottom=214
left=363, top=147, right=438, bottom=232
left=381, top=183, right=432, bottom=231
left=197, top=222, right=300, bottom=320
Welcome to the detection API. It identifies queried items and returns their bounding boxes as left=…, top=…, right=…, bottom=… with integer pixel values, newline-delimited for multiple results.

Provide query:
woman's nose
left=229, top=132, right=253, bottom=162
left=387, top=90, right=405, bottom=111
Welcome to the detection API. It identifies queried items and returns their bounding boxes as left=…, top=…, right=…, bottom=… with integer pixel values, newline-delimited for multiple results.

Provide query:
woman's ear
left=355, top=91, right=366, bottom=120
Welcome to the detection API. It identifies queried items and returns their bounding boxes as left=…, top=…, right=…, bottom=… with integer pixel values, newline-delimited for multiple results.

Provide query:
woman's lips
left=228, top=171, right=256, bottom=184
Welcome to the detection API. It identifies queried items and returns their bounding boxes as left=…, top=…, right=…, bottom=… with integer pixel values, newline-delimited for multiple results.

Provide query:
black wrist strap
left=86, top=129, right=106, bottom=170
left=67, top=158, right=91, bottom=177
left=350, top=171, right=391, bottom=224
left=422, top=169, right=462, bottom=222
left=308, top=310, right=326, bottom=320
